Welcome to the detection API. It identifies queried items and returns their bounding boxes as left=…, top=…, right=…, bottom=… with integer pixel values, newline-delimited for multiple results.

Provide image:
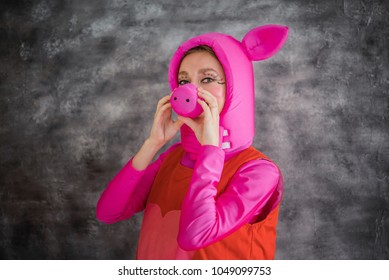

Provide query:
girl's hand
left=178, top=87, right=220, bottom=147
left=148, top=93, right=184, bottom=149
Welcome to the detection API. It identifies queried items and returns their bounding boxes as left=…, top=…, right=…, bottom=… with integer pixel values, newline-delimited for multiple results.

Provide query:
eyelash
left=178, top=77, right=215, bottom=85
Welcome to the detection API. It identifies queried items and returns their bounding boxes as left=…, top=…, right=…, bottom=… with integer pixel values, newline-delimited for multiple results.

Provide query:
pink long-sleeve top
left=96, top=143, right=283, bottom=250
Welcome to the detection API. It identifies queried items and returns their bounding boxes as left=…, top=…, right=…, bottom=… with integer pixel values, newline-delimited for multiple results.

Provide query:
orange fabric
left=192, top=205, right=279, bottom=259
left=137, top=146, right=280, bottom=259
left=137, top=204, right=195, bottom=259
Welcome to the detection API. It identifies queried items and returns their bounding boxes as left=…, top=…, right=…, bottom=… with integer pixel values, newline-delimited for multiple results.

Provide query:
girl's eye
left=202, top=77, right=215, bottom=84
left=178, top=80, right=190, bottom=86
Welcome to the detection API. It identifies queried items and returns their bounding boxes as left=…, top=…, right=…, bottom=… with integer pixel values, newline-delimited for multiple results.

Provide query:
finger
left=177, top=116, right=197, bottom=131
left=198, top=87, right=217, bottom=102
left=155, top=97, right=169, bottom=118
left=155, top=103, right=172, bottom=121
left=157, top=95, right=171, bottom=110
left=172, top=118, right=184, bottom=130
left=197, top=99, right=212, bottom=118
left=156, top=94, right=172, bottom=112
left=198, top=88, right=218, bottom=113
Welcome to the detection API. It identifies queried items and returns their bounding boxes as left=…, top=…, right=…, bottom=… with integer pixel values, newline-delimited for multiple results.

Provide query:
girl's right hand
left=147, top=93, right=184, bottom=149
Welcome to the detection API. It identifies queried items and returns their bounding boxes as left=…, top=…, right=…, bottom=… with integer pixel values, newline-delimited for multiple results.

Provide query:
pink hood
left=168, top=25, right=289, bottom=160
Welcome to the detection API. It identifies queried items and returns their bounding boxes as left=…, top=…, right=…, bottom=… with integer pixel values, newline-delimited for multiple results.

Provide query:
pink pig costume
left=96, top=25, right=289, bottom=259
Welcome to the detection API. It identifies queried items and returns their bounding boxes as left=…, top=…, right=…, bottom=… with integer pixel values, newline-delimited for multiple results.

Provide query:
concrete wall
left=0, top=0, right=388, bottom=259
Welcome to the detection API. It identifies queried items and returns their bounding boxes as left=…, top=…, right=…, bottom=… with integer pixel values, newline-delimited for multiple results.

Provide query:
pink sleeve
left=96, top=143, right=181, bottom=224
left=178, top=145, right=282, bottom=250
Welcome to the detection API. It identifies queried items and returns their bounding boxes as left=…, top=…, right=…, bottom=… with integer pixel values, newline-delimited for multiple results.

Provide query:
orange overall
left=137, top=146, right=280, bottom=260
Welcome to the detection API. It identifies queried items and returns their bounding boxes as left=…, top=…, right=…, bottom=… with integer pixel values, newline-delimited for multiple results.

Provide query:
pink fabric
left=96, top=143, right=181, bottom=223
left=96, top=144, right=283, bottom=251
left=242, top=25, right=289, bottom=61
left=168, top=25, right=289, bottom=160
left=178, top=145, right=281, bottom=250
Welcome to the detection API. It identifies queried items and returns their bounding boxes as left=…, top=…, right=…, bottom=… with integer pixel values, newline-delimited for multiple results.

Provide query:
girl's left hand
left=178, top=87, right=220, bottom=147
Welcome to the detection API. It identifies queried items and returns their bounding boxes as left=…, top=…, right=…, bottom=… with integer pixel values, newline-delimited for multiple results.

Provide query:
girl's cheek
left=203, top=84, right=224, bottom=97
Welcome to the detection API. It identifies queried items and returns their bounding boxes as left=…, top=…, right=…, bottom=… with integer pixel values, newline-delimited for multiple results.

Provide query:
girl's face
left=178, top=51, right=226, bottom=113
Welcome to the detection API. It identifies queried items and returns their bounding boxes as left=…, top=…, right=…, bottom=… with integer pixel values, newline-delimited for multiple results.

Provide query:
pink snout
left=170, top=84, right=203, bottom=118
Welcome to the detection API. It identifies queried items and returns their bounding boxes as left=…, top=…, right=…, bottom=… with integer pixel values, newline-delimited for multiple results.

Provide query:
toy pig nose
left=170, top=84, right=203, bottom=118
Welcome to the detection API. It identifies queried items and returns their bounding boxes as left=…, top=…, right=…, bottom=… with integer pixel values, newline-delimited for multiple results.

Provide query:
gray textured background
left=0, top=0, right=388, bottom=259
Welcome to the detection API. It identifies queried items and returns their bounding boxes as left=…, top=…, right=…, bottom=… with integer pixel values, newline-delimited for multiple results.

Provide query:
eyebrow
left=178, top=68, right=219, bottom=76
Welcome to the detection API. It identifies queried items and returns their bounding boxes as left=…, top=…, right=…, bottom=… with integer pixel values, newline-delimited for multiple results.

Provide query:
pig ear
left=242, top=25, right=289, bottom=61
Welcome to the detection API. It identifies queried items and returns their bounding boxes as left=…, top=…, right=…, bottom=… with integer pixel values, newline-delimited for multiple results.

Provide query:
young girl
left=96, top=25, right=289, bottom=259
